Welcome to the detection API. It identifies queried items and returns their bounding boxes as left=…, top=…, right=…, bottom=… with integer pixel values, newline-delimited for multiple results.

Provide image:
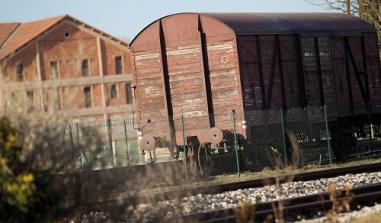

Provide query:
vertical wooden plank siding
left=294, top=35, right=306, bottom=107
left=158, top=20, right=177, bottom=148
left=314, top=37, right=325, bottom=106
left=255, top=36, right=266, bottom=109
left=275, top=35, right=287, bottom=110
left=344, top=37, right=355, bottom=114
left=197, top=16, right=214, bottom=128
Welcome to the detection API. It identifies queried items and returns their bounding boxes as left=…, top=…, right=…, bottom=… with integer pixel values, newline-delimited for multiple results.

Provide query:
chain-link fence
left=62, top=119, right=141, bottom=171
left=180, top=106, right=333, bottom=178
left=61, top=117, right=187, bottom=172
left=58, top=106, right=333, bottom=177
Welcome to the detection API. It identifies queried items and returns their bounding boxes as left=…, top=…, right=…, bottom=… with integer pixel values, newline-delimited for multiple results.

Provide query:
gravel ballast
left=125, top=172, right=381, bottom=222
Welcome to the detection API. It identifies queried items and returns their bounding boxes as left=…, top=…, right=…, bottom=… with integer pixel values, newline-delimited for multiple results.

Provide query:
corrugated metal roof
left=131, top=13, right=376, bottom=46
left=203, top=13, right=376, bottom=34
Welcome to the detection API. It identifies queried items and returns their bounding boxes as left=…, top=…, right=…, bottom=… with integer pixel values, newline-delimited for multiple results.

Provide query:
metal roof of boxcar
left=131, top=13, right=376, bottom=45
left=203, top=13, right=376, bottom=34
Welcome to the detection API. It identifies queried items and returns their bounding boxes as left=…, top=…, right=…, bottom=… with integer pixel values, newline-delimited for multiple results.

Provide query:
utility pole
left=346, top=0, right=351, bottom=14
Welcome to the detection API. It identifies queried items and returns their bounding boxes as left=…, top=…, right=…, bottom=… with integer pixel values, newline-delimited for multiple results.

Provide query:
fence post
left=181, top=115, right=188, bottom=182
left=124, top=120, right=130, bottom=166
left=76, top=123, right=83, bottom=168
left=323, top=105, right=332, bottom=164
left=106, top=119, right=115, bottom=167
left=232, top=110, right=240, bottom=177
left=280, top=109, right=288, bottom=165
left=68, top=125, right=75, bottom=171
left=69, top=124, right=74, bottom=151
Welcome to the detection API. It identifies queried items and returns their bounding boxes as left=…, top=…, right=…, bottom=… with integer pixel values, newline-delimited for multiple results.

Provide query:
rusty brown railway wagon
left=130, top=13, right=381, bottom=162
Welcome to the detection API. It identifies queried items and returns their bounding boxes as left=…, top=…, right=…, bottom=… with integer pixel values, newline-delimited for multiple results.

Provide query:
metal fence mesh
left=243, top=109, right=285, bottom=172
left=62, top=119, right=141, bottom=171
left=284, top=107, right=332, bottom=165
left=58, top=106, right=333, bottom=177
left=180, top=106, right=333, bottom=177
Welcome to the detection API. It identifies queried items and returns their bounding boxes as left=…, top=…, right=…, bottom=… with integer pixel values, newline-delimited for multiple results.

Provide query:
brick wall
left=0, top=19, right=135, bottom=121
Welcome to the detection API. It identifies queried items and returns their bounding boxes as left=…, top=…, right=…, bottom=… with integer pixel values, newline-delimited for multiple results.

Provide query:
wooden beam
left=266, top=36, right=279, bottom=109
left=344, top=38, right=354, bottom=114
left=97, top=37, right=107, bottom=119
left=0, top=62, right=4, bottom=116
left=65, top=20, right=129, bottom=51
left=255, top=36, right=267, bottom=109
left=158, top=20, right=177, bottom=150
left=361, top=36, right=372, bottom=119
left=35, top=41, right=45, bottom=112
left=198, top=15, right=214, bottom=128
left=276, top=35, right=287, bottom=110
left=344, top=37, right=368, bottom=110
left=314, top=37, right=325, bottom=106
left=3, top=74, right=133, bottom=90
left=36, top=104, right=133, bottom=117
left=294, top=35, right=307, bottom=107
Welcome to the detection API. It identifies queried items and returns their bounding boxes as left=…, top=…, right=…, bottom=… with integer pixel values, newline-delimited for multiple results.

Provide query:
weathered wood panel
left=238, top=35, right=301, bottom=111
left=330, top=37, right=352, bottom=116
left=134, top=50, right=171, bottom=137
left=166, top=43, right=210, bottom=134
left=207, top=40, right=243, bottom=130
left=363, top=33, right=381, bottom=114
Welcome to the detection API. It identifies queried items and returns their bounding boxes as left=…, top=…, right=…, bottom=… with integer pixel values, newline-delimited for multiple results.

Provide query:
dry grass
left=346, top=211, right=381, bottom=223
left=303, top=210, right=381, bottom=223
left=128, top=157, right=381, bottom=198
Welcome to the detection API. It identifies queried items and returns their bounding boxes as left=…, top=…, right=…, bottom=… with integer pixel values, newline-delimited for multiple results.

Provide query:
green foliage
left=0, top=117, right=57, bottom=223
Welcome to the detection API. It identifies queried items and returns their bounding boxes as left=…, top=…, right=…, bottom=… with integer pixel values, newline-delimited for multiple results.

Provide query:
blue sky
left=0, top=0, right=335, bottom=41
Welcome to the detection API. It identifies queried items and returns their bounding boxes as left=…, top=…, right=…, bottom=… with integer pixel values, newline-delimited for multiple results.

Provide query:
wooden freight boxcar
left=130, top=13, right=381, bottom=162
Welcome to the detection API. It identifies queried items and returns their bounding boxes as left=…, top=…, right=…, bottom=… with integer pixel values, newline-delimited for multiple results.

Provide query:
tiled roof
left=0, top=23, right=19, bottom=47
left=0, top=15, right=129, bottom=61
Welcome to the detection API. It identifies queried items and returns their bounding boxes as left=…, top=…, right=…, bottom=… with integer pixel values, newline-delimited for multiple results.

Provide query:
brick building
left=0, top=15, right=135, bottom=121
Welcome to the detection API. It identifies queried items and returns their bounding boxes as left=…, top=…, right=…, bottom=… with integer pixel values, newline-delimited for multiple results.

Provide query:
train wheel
left=198, top=144, right=213, bottom=177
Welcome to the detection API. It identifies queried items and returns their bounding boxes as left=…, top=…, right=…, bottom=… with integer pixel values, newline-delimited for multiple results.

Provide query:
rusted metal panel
left=203, top=13, right=376, bottom=35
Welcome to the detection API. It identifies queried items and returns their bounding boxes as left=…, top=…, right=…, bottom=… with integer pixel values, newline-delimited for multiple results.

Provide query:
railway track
left=180, top=182, right=381, bottom=223
left=134, top=162, right=381, bottom=203
left=64, top=162, right=381, bottom=222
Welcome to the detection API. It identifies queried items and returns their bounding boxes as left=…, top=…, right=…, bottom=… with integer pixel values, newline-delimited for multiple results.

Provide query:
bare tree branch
left=305, top=0, right=381, bottom=48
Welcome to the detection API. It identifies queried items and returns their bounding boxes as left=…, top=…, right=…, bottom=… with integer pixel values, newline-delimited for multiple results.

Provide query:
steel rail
left=59, top=162, right=381, bottom=220
left=180, top=183, right=381, bottom=223
left=135, top=162, right=381, bottom=204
